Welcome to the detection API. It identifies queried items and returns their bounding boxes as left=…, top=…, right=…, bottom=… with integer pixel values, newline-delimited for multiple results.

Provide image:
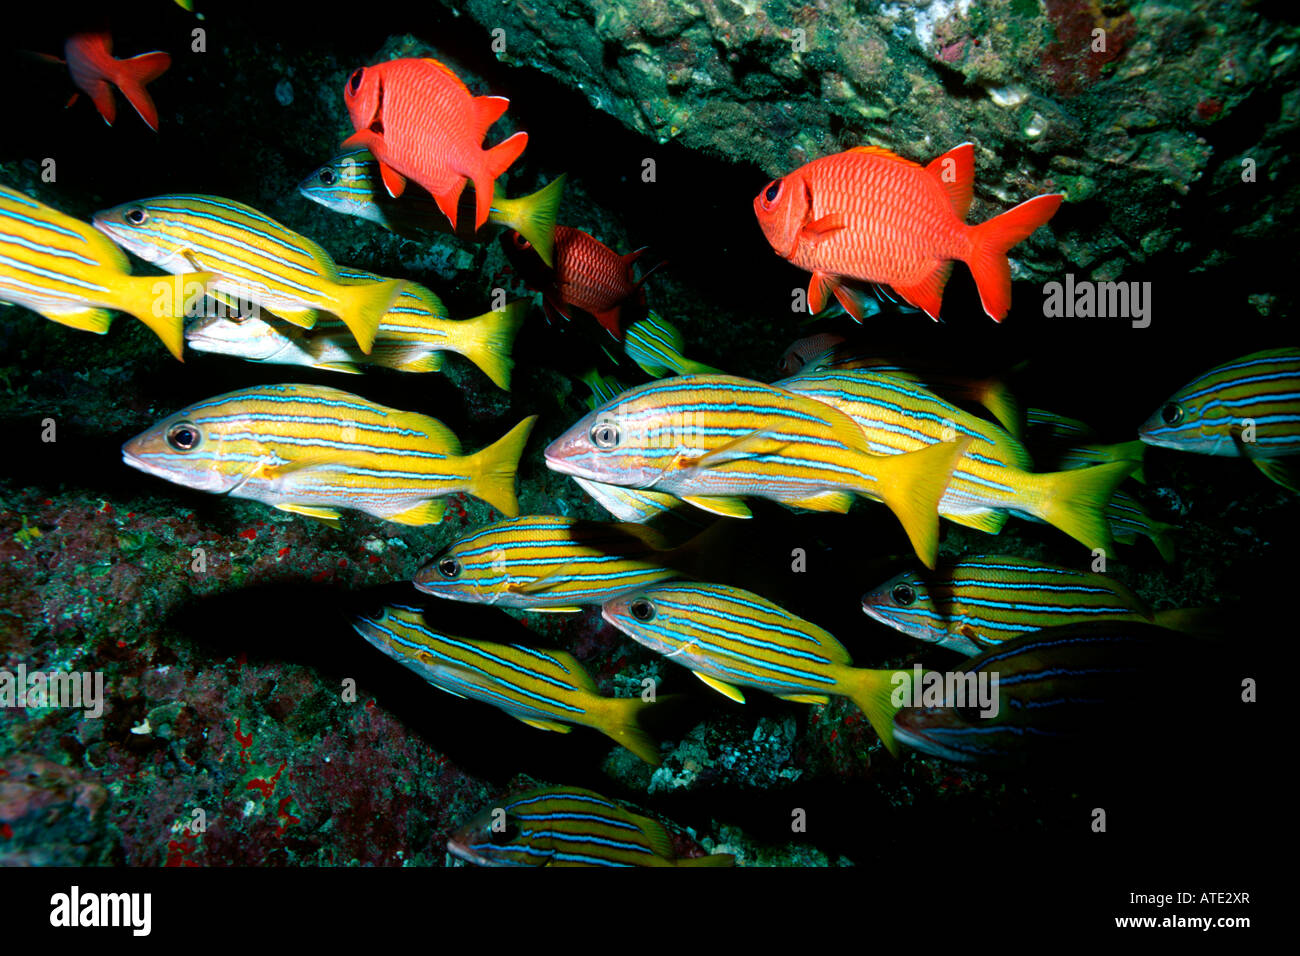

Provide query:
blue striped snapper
left=779, top=335, right=1024, bottom=439
left=1107, top=488, right=1177, bottom=562
left=0, top=184, right=211, bottom=359
left=92, top=193, right=403, bottom=353
left=862, top=554, right=1161, bottom=655
left=892, top=621, right=1190, bottom=766
left=777, top=369, right=1133, bottom=554
left=624, top=313, right=721, bottom=377
left=544, top=374, right=968, bottom=569
left=412, top=515, right=704, bottom=612
left=578, top=368, right=631, bottom=411
left=186, top=269, right=525, bottom=389
left=603, top=581, right=917, bottom=755
left=352, top=604, right=664, bottom=764
left=122, top=384, right=535, bottom=527
left=449, top=785, right=733, bottom=867
left=1139, top=347, right=1300, bottom=491
left=1026, top=406, right=1098, bottom=445
left=297, top=149, right=565, bottom=267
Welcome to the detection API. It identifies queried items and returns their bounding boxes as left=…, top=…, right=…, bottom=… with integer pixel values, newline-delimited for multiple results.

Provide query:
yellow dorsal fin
left=693, top=671, right=746, bottom=703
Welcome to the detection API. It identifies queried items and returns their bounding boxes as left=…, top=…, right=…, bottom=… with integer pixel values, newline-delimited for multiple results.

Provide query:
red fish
left=342, top=57, right=528, bottom=233
left=501, top=226, right=663, bottom=340
left=753, top=143, right=1062, bottom=323
left=40, top=30, right=171, bottom=132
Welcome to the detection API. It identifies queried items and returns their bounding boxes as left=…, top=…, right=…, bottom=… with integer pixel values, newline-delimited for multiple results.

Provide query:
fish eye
left=361, top=606, right=386, bottom=622
left=319, top=168, right=336, bottom=186
left=165, top=421, right=200, bottom=451
left=630, top=599, right=656, bottom=622
left=590, top=421, right=620, bottom=449
left=1160, top=402, right=1184, bottom=427
left=126, top=208, right=148, bottom=225
left=438, top=557, right=461, bottom=579
left=891, top=583, right=917, bottom=606
left=348, top=68, right=364, bottom=94
left=763, top=179, right=783, bottom=205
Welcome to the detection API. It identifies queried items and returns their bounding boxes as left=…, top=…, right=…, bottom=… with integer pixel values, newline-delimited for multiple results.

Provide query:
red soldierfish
left=342, top=57, right=528, bottom=233
left=753, top=143, right=1062, bottom=323
left=42, top=30, right=171, bottom=132
left=501, top=225, right=663, bottom=340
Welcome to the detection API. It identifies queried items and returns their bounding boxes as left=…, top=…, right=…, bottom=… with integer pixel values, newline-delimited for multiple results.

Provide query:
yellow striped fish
left=298, top=149, right=566, bottom=267
left=603, top=582, right=916, bottom=754
left=92, top=193, right=403, bottom=353
left=861, top=553, right=1162, bottom=655
left=1107, top=488, right=1177, bottom=562
left=0, top=184, right=211, bottom=359
left=544, top=374, right=968, bottom=568
left=353, top=604, right=664, bottom=764
left=413, top=515, right=706, bottom=611
left=782, top=338, right=1024, bottom=440
left=777, top=369, right=1133, bottom=554
left=1139, top=347, right=1300, bottom=491
left=449, top=785, right=733, bottom=867
left=121, top=384, right=535, bottom=526
left=624, top=313, right=721, bottom=377
left=186, top=269, right=525, bottom=389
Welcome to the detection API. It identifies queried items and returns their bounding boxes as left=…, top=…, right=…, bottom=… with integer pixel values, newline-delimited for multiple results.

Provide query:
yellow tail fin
left=863, top=438, right=971, bottom=569
left=843, top=667, right=913, bottom=757
left=596, top=696, right=663, bottom=765
left=466, top=415, right=537, bottom=516
left=452, top=300, right=526, bottom=390
left=978, top=377, right=1024, bottom=441
left=112, top=271, right=214, bottom=360
left=1033, top=460, right=1137, bottom=553
left=332, top=276, right=405, bottom=354
left=493, top=174, right=565, bottom=267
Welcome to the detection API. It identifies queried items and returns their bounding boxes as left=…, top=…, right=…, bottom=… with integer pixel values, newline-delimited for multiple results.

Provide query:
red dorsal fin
left=849, top=145, right=920, bottom=166
left=422, top=57, right=470, bottom=94
left=925, top=143, right=975, bottom=220
left=473, top=94, right=510, bottom=137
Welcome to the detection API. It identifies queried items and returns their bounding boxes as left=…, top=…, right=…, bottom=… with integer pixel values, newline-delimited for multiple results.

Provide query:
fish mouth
left=445, top=838, right=493, bottom=867
left=542, top=447, right=588, bottom=478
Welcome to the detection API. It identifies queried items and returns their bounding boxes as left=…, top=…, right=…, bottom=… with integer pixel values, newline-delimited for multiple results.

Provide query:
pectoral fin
left=694, top=671, right=746, bottom=703
left=680, top=495, right=753, bottom=519
left=274, top=503, right=342, bottom=527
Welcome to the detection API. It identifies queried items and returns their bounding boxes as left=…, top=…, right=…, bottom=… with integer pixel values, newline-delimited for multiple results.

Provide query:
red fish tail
left=474, top=131, right=528, bottom=229
left=965, top=193, right=1063, bottom=322
left=113, top=51, right=171, bottom=131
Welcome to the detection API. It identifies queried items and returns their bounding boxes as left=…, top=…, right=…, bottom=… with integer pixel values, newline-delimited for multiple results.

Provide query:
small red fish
left=501, top=226, right=663, bottom=340
left=753, top=143, right=1063, bottom=323
left=41, top=30, right=171, bottom=132
left=342, top=57, right=528, bottom=233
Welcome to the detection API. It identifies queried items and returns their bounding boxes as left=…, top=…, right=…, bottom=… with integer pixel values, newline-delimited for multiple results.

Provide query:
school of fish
left=3, top=16, right=1292, bottom=870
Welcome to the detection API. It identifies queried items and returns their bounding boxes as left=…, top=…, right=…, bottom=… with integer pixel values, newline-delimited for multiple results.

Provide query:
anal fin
left=385, top=499, right=447, bottom=526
